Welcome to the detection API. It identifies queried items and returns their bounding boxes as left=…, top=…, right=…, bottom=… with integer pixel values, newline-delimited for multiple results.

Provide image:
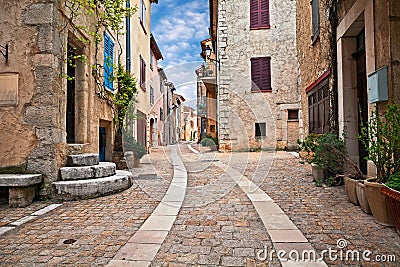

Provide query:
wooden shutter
left=260, top=0, right=270, bottom=27
left=250, top=0, right=270, bottom=29
left=251, top=58, right=261, bottom=90
left=312, top=0, right=320, bottom=40
left=250, top=0, right=259, bottom=28
left=251, top=57, right=271, bottom=91
left=104, top=32, right=114, bottom=90
left=260, top=57, right=271, bottom=91
left=140, top=56, right=146, bottom=90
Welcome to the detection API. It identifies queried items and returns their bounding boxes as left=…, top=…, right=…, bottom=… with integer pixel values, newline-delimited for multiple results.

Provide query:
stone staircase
left=53, top=154, right=133, bottom=200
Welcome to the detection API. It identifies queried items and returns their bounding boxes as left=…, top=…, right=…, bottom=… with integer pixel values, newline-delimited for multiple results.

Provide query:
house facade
left=210, top=0, right=301, bottom=151
left=0, top=0, right=132, bottom=194
left=128, top=0, right=159, bottom=151
left=148, top=34, right=164, bottom=147
left=336, top=0, right=400, bottom=175
left=181, top=106, right=198, bottom=142
left=196, top=38, right=218, bottom=141
left=296, top=0, right=338, bottom=137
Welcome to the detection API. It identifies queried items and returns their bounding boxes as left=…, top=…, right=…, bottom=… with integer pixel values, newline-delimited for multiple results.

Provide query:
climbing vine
left=60, top=0, right=137, bottom=95
left=60, top=0, right=139, bottom=150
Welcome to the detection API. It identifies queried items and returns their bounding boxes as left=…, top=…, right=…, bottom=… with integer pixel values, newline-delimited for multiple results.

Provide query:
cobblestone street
left=0, top=144, right=399, bottom=266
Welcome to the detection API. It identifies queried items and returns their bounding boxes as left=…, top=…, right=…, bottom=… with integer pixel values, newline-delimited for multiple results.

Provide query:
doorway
left=66, top=46, right=76, bottom=143
left=99, top=127, right=106, bottom=162
left=137, top=110, right=147, bottom=148
left=353, top=30, right=368, bottom=174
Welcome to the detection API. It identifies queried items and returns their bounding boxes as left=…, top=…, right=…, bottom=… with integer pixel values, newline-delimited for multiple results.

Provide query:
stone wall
left=296, top=0, right=336, bottom=135
left=0, top=0, right=119, bottom=195
left=217, top=0, right=300, bottom=151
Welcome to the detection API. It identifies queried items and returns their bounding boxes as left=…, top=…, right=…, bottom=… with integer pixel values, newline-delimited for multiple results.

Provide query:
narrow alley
left=1, top=144, right=399, bottom=266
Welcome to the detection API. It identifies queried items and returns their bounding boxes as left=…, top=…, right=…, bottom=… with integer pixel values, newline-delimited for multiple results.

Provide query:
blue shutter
left=104, top=32, right=114, bottom=90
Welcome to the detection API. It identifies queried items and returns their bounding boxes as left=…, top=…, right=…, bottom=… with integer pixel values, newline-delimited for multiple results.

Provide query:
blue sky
left=151, top=0, right=210, bottom=104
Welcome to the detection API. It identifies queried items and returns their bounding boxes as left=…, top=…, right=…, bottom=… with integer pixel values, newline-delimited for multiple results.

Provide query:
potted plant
left=123, top=135, right=146, bottom=168
left=298, top=134, right=323, bottom=181
left=200, top=134, right=219, bottom=151
left=382, top=172, right=400, bottom=231
left=359, top=104, right=400, bottom=226
left=298, top=133, right=346, bottom=185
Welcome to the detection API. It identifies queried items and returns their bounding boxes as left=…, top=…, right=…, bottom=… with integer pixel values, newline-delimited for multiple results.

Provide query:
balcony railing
left=195, top=63, right=216, bottom=78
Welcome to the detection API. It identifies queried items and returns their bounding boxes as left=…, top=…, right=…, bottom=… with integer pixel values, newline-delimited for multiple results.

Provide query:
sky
left=151, top=0, right=210, bottom=106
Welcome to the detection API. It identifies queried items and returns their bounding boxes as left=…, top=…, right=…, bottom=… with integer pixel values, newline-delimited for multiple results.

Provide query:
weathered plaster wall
left=296, top=0, right=335, bottom=135
left=0, top=0, right=121, bottom=195
left=0, top=1, right=65, bottom=192
left=217, top=0, right=300, bottom=151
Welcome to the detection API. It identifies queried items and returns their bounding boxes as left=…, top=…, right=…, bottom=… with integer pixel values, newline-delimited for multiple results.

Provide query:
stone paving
left=153, top=144, right=279, bottom=266
left=0, top=144, right=399, bottom=266
left=218, top=151, right=400, bottom=266
left=0, top=148, right=173, bottom=266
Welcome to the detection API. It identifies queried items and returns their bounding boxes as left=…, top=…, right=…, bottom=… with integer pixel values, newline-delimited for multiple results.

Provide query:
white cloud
left=151, top=0, right=209, bottom=104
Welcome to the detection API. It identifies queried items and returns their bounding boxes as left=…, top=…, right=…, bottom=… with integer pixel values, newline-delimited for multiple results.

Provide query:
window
left=140, top=0, right=147, bottom=32
left=150, top=51, right=154, bottom=70
left=160, top=108, right=164, bottom=121
left=311, top=0, right=320, bottom=43
left=308, top=77, right=330, bottom=134
left=210, top=125, right=216, bottom=132
left=250, top=0, right=270, bottom=29
left=103, top=32, right=114, bottom=90
left=150, top=86, right=154, bottom=105
left=140, top=56, right=146, bottom=90
left=159, top=77, right=163, bottom=92
left=251, top=57, right=271, bottom=92
left=288, top=110, right=299, bottom=120
left=255, top=123, right=266, bottom=137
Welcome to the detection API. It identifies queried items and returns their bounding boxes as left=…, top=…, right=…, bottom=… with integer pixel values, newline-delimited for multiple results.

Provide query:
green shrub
left=386, top=172, right=400, bottom=192
left=200, top=134, right=218, bottom=147
left=123, top=135, right=146, bottom=160
left=298, top=133, right=347, bottom=177
left=359, top=104, right=400, bottom=183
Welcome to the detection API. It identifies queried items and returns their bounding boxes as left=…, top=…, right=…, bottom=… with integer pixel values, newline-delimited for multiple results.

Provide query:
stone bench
left=0, top=174, right=43, bottom=208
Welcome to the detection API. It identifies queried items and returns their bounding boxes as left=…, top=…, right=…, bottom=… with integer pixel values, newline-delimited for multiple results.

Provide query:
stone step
left=60, top=162, right=116, bottom=181
left=67, top=154, right=99, bottom=166
left=53, top=170, right=133, bottom=200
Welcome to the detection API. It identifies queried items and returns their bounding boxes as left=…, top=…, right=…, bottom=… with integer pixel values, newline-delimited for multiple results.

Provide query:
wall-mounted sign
left=0, top=73, right=19, bottom=106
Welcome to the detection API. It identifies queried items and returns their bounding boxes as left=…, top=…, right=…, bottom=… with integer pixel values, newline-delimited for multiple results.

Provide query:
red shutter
left=251, top=57, right=271, bottom=91
left=250, top=0, right=270, bottom=28
left=260, top=0, right=270, bottom=27
left=251, top=58, right=261, bottom=91
left=250, top=0, right=259, bottom=28
left=261, top=57, right=271, bottom=91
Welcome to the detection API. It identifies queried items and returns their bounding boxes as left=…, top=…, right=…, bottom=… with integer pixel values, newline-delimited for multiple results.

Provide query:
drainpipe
left=126, top=0, right=131, bottom=72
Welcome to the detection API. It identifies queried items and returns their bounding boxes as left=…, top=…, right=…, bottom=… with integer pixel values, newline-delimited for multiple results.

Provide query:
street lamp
left=205, top=45, right=220, bottom=63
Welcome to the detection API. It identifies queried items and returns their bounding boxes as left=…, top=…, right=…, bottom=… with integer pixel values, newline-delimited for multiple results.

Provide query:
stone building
left=0, top=0, right=158, bottom=196
left=148, top=34, right=164, bottom=147
left=335, top=0, right=400, bottom=175
left=181, top=106, right=198, bottom=142
left=296, top=0, right=337, bottom=137
left=209, top=0, right=301, bottom=151
left=196, top=38, right=218, bottom=140
left=128, top=0, right=159, bottom=151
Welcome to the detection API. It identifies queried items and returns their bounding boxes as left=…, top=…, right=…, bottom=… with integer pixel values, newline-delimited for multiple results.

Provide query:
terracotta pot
left=311, top=163, right=326, bottom=182
left=381, top=185, right=400, bottom=231
left=344, top=176, right=359, bottom=205
left=124, top=152, right=140, bottom=168
left=356, top=180, right=371, bottom=214
left=364, top=178, right=394, bottom=226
